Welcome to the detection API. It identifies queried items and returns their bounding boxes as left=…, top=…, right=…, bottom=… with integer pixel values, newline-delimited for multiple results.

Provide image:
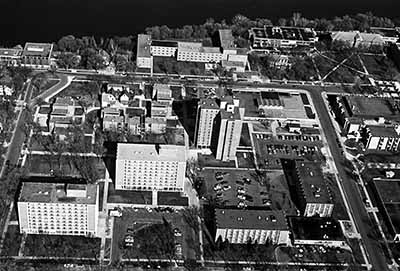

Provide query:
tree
left=56, top=52, right=80, bottom=69
left=57, top=35, right=80, bottom=52
left=80, top=48, right=105, bottom=70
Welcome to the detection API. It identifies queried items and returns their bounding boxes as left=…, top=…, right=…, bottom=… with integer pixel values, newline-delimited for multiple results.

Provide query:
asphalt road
left=1, top=82, right=33, bottom=177
left=307, top=87, right=389, bottom=271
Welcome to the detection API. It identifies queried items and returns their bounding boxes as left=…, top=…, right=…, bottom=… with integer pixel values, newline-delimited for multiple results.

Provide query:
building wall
left=177, top=51, right=223, bottom=63
left=216, top=228, right=285, bottom=244
left=216, top=118, right=243, bottom=161
left=367, top=136, right=400, bottom=151
left=18, top=201, right=98, bottom=237
left=151, top=46, right=177, bottom=57
left=304, top=203, right=334, bottom=217
left=115, top=159, right=185, bottom=191
left=195, top=107, right=219, bottom=148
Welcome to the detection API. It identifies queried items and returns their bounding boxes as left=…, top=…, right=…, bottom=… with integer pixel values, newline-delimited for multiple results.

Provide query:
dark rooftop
left=151, top=40, right=178, bottom=47
left=288, top=216, right=344, bottom=241
left=215, top=208, right=288, bottom=230
left=296, top=161, right=332, bottom=204
left=157, top=192, right=188, bottom=206
left=107, top=183, right=152, bottom=205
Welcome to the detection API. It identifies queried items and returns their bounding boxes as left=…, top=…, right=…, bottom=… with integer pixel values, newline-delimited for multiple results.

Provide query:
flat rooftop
left=370, top=27, right=400, bottom=38
left=344, top=96, right=396, bottom=118
left=151, top=40, right=178, bottom=47
left=332, top=31, right=385, bottom=44
left=116, top=143, right=186, bottom=162
left=19, top=182, right=97, bottom=204
left=288, top=216, right=344, bottom=241
left=0, top=48, right=22, bottom=57
left=250, top=26, right=316, bottom=41
left=367, top=125, right=400, bottom=138
left=137, top=34, right=152, bottom=58
left=296, top=161, right=332, bottom=204
left=198, top=98, right=220, bottom=110
left=219, top=29, right=235, bottom=48
left=157, top=192, right=188, bottom=206
left=220, top=107, right=241, bottom=120
left=23, top=42, right=53, bottom=57
left=215, top=208, right=288, bottom=230
left=177, top=42, right=221, bottom=53
left=107, top=183, right=152, bottom=205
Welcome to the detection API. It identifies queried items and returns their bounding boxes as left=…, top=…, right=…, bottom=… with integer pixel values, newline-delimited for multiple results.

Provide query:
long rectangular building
left=136, top=34, right=153, bottom=69
left=215, top=209, right=289, bottom=245
left=195, top=99, right=220, bottom=149
left=249, top=26, right=317, bottom=51
left=18, top=182, right=99, bottom=237
left=295, top=161, right=334, bottom=217
left=115, top=143, right=186, bottom=191
left=177, top=42, right=222, bottom=63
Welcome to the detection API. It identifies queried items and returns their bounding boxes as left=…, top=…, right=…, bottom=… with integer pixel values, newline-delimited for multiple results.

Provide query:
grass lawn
left=360, top=55, right=400, bottom=81
left=153, top=57, right=212, bottom=76
left=1, top=225, right=22, bottom=256
left=326, top=65, right=360, bottom=83
left=112, top=208, right=200, bottom=263
left=24, top=235, right=101, bottom=258
left=27, top=154, right=105, bottom=180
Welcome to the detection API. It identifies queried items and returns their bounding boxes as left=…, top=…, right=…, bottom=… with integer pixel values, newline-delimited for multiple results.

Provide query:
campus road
left=0, top=81, right=33, bottom=178
left=306, top=87, right=389, bottom=271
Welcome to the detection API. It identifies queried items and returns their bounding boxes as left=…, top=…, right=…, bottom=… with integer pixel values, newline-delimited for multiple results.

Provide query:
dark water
left=1, top=0, right=399, bottom=46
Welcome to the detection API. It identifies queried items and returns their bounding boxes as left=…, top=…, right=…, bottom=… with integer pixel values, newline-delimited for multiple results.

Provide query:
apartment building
left=364, top=125, right=400, bottom=152
left=213, top=97, right=243, bottom=161
left=177, top=42, right=222, bottom=63
left=21, top=42, right=53, bottom=68
left=249, top=26, right=318, bottom=51
left=18, top=182, right=99, bottom=237
left=115, top=143, right=186, bottom=191
left=150, top=40, right=178, bottom=57
left=294, top=161, right=334, bottom=217
left=195, top=99, right=220, bottom=149
left=215, top=209, right=290, bottom=245
left=136, top=34, right=153, bottom=70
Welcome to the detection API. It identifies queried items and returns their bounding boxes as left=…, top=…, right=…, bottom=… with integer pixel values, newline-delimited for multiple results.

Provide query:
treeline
left=53, top=12, right=399, bottom=71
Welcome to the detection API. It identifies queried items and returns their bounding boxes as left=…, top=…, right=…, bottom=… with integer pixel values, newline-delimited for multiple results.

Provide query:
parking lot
left=200, top=168, right=297, bottom=214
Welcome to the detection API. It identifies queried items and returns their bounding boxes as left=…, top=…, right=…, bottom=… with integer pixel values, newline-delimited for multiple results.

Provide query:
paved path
left=31, top=73, right=74, bottom=105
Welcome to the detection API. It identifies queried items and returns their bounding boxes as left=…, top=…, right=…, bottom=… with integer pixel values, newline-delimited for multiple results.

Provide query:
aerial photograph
left=1, top=0, right=400, bottom=270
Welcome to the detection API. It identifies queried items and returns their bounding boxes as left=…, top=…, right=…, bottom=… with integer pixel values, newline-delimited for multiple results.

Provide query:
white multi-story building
left=150, top=40, right=178, bottom=57
left=136, top=34, right=153, bottom=70
left=215, top=209, right=290, bottom=245
left=214, top=98, right=243, bottom=161
left=177, top=42, right=222, bottom=63
left=365, top=125, right=400, bottom=152
left=115, top=143, right=186, bottom=191
left=195, top=99, right=220, bottom=149
left=18, top=182, right=99, bottom=237
left=21, top=42, right=53, bottom=69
